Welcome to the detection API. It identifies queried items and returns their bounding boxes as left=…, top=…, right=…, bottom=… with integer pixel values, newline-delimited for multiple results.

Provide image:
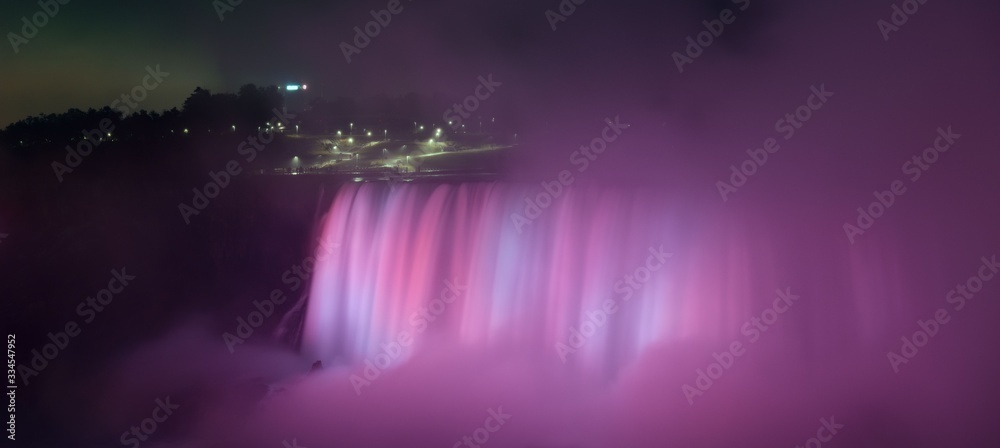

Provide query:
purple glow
left=299, top=182, right=925, bottom=374
left=28, top=1, right=996, bottom=446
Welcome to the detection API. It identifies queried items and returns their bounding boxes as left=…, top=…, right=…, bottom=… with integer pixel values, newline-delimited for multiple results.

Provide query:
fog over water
left=7, top=0, right=999, bottom=446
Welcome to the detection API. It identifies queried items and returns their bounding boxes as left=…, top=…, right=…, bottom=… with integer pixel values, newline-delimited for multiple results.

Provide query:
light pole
left=350, top=123, right=353, bottom=135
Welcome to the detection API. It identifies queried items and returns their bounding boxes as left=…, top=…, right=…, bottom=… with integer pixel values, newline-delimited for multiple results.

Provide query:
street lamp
left=350, top=123, right=353, bottom=134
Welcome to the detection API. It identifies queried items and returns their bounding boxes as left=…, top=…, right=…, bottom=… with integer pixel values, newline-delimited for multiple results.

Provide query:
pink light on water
left=297, top=182, right=919, bottom=377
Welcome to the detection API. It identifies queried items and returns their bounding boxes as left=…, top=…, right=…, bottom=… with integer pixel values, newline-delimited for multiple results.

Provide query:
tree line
left=1, top=86, right=518, bottom=149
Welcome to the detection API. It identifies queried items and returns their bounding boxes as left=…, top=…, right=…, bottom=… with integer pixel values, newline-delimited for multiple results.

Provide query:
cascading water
left=294, top=182, right=911, bottom=377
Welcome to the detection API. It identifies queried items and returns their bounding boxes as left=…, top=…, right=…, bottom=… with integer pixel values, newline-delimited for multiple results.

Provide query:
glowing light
left=286, top=84, right=301, bottom=91
left=300, top=185, right=687, bottom=374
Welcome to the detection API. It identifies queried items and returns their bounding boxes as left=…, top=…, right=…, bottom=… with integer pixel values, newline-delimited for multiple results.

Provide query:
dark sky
left=0, top=0, right=770, bottom=127
left=2, top=0, right=998, bottom=138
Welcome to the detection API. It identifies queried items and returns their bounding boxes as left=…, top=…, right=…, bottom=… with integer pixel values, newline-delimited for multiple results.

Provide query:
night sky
left=0, top=0, right=777, bottom=127
left=3, top=1, right=999, bottom=193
